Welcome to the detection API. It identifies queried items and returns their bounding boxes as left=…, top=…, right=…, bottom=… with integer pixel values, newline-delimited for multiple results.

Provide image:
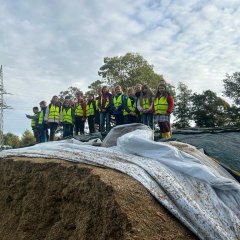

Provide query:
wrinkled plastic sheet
left=0, top=129, right=240, bottom=240
left=172, top=131, right=240, bottom=173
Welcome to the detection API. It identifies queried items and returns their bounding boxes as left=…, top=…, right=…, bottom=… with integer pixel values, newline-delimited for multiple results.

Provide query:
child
left=61, top=97, right=75, bottom=138
left=38, top=101, right=49, bottom=142
left=153, top=84, right=174, bottom=138
left=134, top=83, right=142, bottom=123
left=124, top=88, right=138, bottom=124
left=137, top=84, right=154, bottom=129
left=86, top=94, right=96, bottom=134
left=98, top=86, right=113, bottom=133
left=26, top=106, right=40, bottom=143
left=44, top=95, right=61, bottom=141
left=74, top=92, right=86, bottom=135
left=112, top=85, right=126, bottom=126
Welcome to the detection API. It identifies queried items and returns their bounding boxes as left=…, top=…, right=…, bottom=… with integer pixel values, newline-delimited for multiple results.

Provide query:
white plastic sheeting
left=0, top=130, right=240, bottom=240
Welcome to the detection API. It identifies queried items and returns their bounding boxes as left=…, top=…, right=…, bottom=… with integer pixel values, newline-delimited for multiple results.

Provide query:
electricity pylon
left=0, top=65, right=12, bottom=147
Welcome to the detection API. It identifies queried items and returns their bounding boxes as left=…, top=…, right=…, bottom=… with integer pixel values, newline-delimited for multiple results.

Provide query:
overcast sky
left=1, top=0, right=240, bottom=135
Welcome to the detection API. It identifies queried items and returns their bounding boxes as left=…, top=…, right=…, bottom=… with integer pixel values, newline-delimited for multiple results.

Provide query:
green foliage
left=87, top=80, right=105, bottom=95
left=173, top=82, right=192, bottom=128
left=225, top=105, right=240, bottom=127
left=98, top=52, right=164, bottom=92
left=21, top=129, right=36, bottom=146
left=58, top=86, right=81, bottom=102
left=223, top=72, right=240, bottom=105
left=3, top=133, right=21, bottom=148
left=190, top=90, right=230, bottom=127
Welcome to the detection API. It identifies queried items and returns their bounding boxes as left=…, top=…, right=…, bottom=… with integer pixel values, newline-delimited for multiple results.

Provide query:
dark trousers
left=49, top=122, right=58, bottom=141
left=63, top=123, right=73, bottom=138
left=114, top=114, right=124, bottom=126
left=158, top=121, right=171, bottom=133
left=142, top=113, right=153, bottom=129
left=95, top=110, right=100, bottom=125
left=32, top=127, right=39, bottom=143
left=38, top=124, right=48, bottom=143
left=125, top=115, right=137, bottom=124
left=88, top=115, right=95, bottom=133
left=100, top=112, right=111, bottom=132
left=75, top=116, right=85, bottom=134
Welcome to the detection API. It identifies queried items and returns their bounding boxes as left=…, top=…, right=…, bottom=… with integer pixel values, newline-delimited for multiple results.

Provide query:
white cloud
left=1, top=0, right=240, bottom=134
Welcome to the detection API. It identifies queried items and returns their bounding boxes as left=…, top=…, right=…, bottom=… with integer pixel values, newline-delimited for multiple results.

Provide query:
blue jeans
left=100, top=112, right=111, bottom=132
left=38, top=124, right=48, bottom=143
left=142, top=113, right=153, bottom=129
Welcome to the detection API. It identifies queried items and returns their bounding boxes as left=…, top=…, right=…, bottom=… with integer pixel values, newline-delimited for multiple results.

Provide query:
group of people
left=26, top=79, right=174, bottom=143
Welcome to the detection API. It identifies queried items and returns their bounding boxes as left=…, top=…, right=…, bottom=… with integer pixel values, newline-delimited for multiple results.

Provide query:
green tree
left=225, top=105, right=240, bottom=127
left=87, top=80, right=105, bottom=96
left=3, top=133, right=21, bottom=148
left=223, top=72, right=240, bottom=105
left=21, top=129, right=36, bottom=146
left=190, top=90, right=230, bottom=127
left=173, top=82, right=192, bottom=128
left=58, top=86, right=81, bottom=102
left=98, top=52, right=164, bottom=91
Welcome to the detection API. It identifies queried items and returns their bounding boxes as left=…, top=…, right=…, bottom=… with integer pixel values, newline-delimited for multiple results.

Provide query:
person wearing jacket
left=134, top=83, right=142, bottom=123
left=86, top=94, right=96, bottom=134
left=98, top=86, right=113, bottom=133
left=112, top=85, right=126, bottom=126
left=74, top=93, right=86, bottom=135
left=137, top=84, right=154, bottom=129
left=153, top=84, right=174, bottom=139
left=61, top=97, right=75, bottom=138
left=38, top=100, right=49, bottom=142
left=44, top=95, right=61, bottom=141
left=25, top=106, right=40, bottom=143
left=123, top=88, right=138, bottom=124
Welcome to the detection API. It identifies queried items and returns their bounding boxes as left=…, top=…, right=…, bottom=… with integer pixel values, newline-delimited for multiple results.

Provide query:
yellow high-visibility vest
left=154, top=96, right=168, bottom=114
left=113, top=94, right=122, bottom=108
left=123, top=98, right=137, bottom=116
left=31, top=113, right=38, bottom=127
left=48, top=105, right=60, bottom=120
left=75, top=104, right=83, bottom=116
left=63, top=108, right=73, bottom=123
left=38, top=111, right=44, bottom=124
left=95, top=99, right=99, bottom=111
left=86, top=102, right=94, bottom=116
left=100, top=97, right=109, bottom=110
left=142, top=98, right=150, bottom=110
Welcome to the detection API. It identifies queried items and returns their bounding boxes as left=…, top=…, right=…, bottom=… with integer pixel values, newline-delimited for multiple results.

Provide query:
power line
left=0, top=65, right=13, bottom=147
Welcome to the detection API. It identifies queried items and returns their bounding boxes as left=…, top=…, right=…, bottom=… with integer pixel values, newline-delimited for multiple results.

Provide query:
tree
left=225, top=105, right=240, bottom=127
left=87, top=80, right=105, bottom=95
left=21, top=129, right=36, bottom=146
left=223, top=72, right=240, bottom=105
left=98, top=52, right=164, bottom=91
left=173, top=82, right=192, bottom=128
left=58, top=86, right=81, bottom=102
left=190, top=90, right=230, bottom=127
left=3, top=133, right=21, bottom=148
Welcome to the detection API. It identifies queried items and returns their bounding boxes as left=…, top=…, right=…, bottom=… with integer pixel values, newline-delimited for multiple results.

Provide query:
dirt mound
left=0, top=157, right=198, bottom=240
